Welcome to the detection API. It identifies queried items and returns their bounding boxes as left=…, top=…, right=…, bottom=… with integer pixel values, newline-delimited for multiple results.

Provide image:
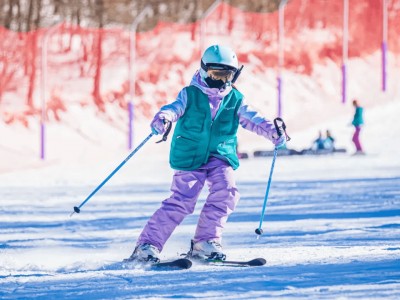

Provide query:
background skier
left=351, top=99, right=365, bottom=154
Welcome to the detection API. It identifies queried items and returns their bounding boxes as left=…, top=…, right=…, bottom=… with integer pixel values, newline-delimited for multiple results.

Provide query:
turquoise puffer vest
left=352, top=107, right=364, bottom=126
left=170, top=86, right=243, bottom=171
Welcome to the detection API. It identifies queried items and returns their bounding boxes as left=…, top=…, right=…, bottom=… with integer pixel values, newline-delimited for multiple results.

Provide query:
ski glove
left=150, top=111, right=172, bottom=135
left=272, top=133, right=286, bottom=149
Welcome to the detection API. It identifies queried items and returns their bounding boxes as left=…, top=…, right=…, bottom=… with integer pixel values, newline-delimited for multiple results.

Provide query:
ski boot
left=187, top=239, right=226, bottom=261
left=123, top=243, right=160, bottom=263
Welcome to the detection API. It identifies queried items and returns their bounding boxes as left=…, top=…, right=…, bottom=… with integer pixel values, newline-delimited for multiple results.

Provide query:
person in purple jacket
left=125, top=45, right=286, bottom=263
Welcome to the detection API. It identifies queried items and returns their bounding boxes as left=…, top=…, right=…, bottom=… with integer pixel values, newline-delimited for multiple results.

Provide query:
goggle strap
left=232, top=65, right=244, bottom=84
left=201, top=60, right=237, bottom=72
left=201, top=60, right=209, bottom=72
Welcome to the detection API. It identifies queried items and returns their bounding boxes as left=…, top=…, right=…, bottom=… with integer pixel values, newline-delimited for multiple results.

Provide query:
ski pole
left=70, top=132, right=154, bottom=217
left=255, top=118, right=290, bottom=237
left=255, top=148, right=278, bottom=237
left=70, top=122, right=173, bottom=217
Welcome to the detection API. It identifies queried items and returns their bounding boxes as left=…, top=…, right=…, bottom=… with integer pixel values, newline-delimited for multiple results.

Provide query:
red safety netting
left=0, top=0, right=399, bottom=126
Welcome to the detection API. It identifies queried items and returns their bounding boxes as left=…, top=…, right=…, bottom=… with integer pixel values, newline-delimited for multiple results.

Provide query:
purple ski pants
left=352, top=126, right=363, bottom=151
left=137, top=157, right=240, bottom=251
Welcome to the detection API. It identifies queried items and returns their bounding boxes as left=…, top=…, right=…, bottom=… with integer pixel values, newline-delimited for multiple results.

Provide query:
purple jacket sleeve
left=157, top=88, right=187, bottom=122
left=238, top=100, right=277, bottom=142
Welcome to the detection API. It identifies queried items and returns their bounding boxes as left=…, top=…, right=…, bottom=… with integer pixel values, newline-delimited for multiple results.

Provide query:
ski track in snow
left=1, top=168, right=399, bottom=299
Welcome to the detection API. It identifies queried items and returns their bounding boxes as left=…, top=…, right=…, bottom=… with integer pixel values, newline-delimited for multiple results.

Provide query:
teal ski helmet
left=201, top=45, right=239, bottom=72
left=200, top=45, right=239, bottom=78
left=200, top=45, right=242, bottom=88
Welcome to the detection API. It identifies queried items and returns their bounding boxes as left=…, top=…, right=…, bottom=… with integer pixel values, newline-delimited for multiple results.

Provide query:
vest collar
left=190, top=71, right=232, bottom=99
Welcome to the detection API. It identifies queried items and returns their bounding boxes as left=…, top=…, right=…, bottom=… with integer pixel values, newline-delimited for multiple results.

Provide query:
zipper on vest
left=204, top=121, right=213, bottom=164
left=175, top=135, right=196, bottom=142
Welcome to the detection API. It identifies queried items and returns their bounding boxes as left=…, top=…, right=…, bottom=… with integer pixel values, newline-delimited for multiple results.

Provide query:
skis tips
left=248, top=258, right=266, bottom=266
left=175, top=258, right=192, bottom=269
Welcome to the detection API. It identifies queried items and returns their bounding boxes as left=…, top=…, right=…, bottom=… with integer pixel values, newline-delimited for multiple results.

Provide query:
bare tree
left=1, top=0, right=283, bottom=33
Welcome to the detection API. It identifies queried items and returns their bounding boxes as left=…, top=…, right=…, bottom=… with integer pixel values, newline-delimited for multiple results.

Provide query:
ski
left=153, top=258, right=192, bottom=270
left=121, top=257, right=192, bottom=270
left=202, top=257, right=266, bottom=267
left=121, top=256, right=265, bottom=269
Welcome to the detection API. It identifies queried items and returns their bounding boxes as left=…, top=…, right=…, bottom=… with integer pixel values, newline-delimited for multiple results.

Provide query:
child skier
left=126, top=45, right=286, bottom=263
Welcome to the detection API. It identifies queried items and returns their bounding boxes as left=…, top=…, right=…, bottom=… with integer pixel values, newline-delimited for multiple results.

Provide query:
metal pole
left=129, top=6, right=152, bottom=149
left=200, top=0, right=221, bottom=53
left=277, top=0, right=287, bottom=118
left=40, top=23, right=62, bottom=160
left=342, top=0, right=349, bottom=104
left=382, top=0, right=388, bottom=92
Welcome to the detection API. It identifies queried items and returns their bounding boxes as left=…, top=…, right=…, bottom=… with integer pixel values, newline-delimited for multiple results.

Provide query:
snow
left=1, top=31, right=400, bottom=300
left=0, top=159, right=399, bottom=298
left=1, top=94, right=400, bottom=298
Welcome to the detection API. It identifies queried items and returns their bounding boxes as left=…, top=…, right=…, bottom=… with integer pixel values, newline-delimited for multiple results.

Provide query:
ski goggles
left=207, top=69, right=235, bottom=81
left=201, top=60, right=237, bottom=81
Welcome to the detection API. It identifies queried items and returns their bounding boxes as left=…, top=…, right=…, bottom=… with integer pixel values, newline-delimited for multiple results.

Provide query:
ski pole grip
left=273, top=117, right=285, bottom=137
left=273, top=117, right=291, bottom=141
left=232, top=65, right=244, bottom=84
left=156, top=121, right=172, bottom=143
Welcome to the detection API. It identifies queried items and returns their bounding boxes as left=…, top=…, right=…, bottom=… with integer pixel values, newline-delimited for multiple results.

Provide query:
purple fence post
left=382, top=42, right=387, bottom=91
left=40, top=23, right=62, bottom=160
left=277, top=0, right=286, bottom=118
left=342, top=63, right=347, bottom=104
left=382, top=0, right=388, bottom=92
left=129, top=6, right=151, bottom=150
left=40, top=123, right=45, bottom=159
left=277, top=76, right=282, bottom=117
left=128, top=102, right=133, bottom=149
left=341, top=0, right=348, bottom=104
